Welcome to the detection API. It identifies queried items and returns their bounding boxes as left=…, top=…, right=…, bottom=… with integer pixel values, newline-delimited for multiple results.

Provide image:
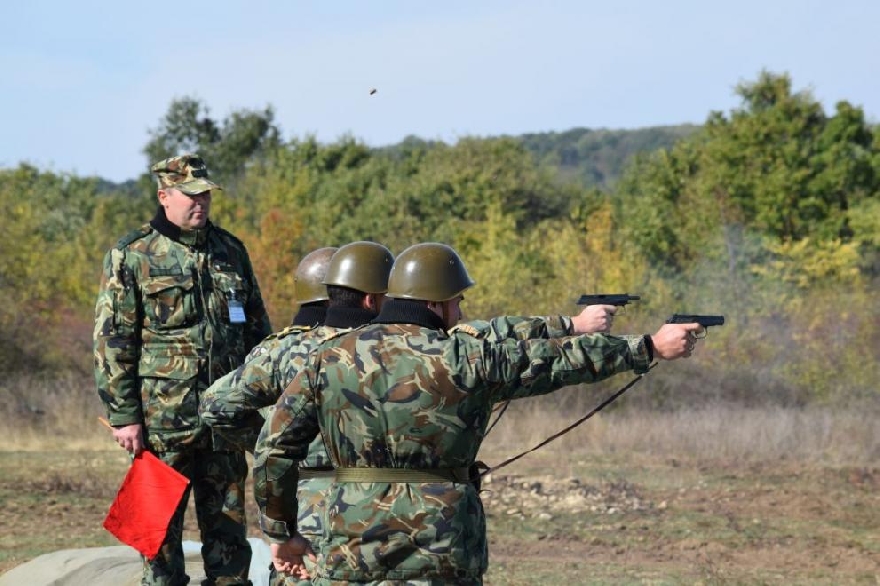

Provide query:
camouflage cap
left=150, top=153, right=222, bottom=195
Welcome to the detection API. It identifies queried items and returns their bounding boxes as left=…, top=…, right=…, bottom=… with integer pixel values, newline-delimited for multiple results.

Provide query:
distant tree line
left=1, top=70, right=877, bottom=408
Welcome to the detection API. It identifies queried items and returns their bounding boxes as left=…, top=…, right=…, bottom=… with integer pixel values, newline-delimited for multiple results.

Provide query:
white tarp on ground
left=0, top=538, right=272, bottom=586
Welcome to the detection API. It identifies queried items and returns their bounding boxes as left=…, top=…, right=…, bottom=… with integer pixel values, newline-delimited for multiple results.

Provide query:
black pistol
left=577, top=293, right=641, bottom=307
left=666, top=314, right=725, bottom=337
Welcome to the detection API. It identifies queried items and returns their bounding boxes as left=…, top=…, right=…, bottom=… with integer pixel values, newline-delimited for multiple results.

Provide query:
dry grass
left=0, top=373, right=105, bottom=450
left=1, top=375, right=878, bottom=466
left=479, top=399, right=880, bottom=469
left=1, top=376, right=879, bottom=584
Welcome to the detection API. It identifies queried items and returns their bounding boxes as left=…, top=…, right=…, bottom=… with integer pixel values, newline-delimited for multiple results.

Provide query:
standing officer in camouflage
left=253, top=242, right=703, bottom=584
left=94, top=154, right=272, bottom=586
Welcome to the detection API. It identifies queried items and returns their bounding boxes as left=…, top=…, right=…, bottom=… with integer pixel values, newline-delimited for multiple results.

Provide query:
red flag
left=103, top=451, right=190, bottom=559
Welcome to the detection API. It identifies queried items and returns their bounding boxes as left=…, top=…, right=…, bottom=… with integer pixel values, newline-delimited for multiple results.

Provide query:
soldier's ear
left=426, top=301, right=443, bottom=318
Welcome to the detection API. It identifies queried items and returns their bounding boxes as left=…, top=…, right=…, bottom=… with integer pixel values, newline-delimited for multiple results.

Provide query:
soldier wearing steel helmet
left=201, top=240, right=395, bottom=586
left=288, top=246, right=339, bottom=327
left=94, top=153, right=272, bottom=586
left=253, top=242, right=703, bottom=584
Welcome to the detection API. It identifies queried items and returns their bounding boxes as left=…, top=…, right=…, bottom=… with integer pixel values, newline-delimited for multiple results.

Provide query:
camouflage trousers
left=264, top=480, right=485, bottom=585
left=142, top=449, right=252, bottom=586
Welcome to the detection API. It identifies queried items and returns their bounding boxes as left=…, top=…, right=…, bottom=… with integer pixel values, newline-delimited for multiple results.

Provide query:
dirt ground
left=479, top=460, right=879, bottom=584
left=0, top=450, right=877, bottom=585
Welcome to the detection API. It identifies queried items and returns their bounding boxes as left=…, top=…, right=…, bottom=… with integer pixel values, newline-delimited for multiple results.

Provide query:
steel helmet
left=294, top=247, right=338, bottom=303
left=322, top=241, right=394, bottom=293
left=387, top=242, right=475, bottom=301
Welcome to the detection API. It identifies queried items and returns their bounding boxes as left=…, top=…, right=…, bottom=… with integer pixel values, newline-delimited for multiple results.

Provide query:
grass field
left=1, top=404, right=878, bottom=584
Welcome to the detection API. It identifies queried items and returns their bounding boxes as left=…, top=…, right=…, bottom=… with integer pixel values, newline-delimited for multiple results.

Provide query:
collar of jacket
left=291, top=304, right=327, bottom=327
left=325, top=306, right=377, bottom=329
left=371, top=299, right=446, bottom=330
left=150, top=205, right=210, bottom=248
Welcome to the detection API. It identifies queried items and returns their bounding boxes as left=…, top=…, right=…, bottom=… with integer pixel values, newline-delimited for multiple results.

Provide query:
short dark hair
left=327, top=285, right=367, bottom=308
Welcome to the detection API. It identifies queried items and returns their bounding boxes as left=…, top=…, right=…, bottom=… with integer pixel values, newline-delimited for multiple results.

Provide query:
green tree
left=616, top=71, right=878, bottom=281
left=143, top=97, right=281, bottom=187
left=518, top=125, right=698, bottom=189
left=0, top=165, right=109, bottom=373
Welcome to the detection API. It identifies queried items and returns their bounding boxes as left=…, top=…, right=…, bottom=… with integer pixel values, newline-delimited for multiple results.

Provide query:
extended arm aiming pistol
left=665, top=314, right=725, bottom=338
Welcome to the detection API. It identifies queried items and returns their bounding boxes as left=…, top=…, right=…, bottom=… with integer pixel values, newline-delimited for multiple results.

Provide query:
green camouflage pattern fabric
left=203, top=322, right=350, bottom=586
left=93, top=221, right=272, bottom=451
left=253, top=320, right=651, bottom=583
left=151, top=153, right=221, bottom=194
left=201, top=315, right=573, bottom=452
left=203, top=322, right=349, bottom=586
left=202, top=314, right=574, bottom=563
left=146, top=449, right=251, bottom=586
left=450, top=314, right=571, bottom=340
left=201, top=324, right=320, bottom=453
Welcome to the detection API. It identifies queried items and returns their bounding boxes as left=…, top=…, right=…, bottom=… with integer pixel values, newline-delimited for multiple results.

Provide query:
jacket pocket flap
left=143, top=275, right=194, bottom=296
left=140, top=353, right=200, bottom=381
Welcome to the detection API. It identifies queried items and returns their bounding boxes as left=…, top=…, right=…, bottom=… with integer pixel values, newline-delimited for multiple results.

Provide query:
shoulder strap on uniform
left=265, top=324, right=314, bottom=341
left=319, top=324, right=366, bottom=344
left=114, top=224, right=152, bottom=250
left=448, top=322, right=482, bottom=338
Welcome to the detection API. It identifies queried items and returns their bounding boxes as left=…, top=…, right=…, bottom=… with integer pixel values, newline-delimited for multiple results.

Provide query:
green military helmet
left=387, top=242, right=475, bottom=301
left=294, top=247, right=339, bottom=303
left=322, top=241, right=394, bottom=294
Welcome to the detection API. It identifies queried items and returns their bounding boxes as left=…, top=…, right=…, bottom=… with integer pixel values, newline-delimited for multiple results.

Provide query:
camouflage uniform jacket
left=203, top=310, right=575, bottom=451
left=205, top=308, right=572, bottom=552
left=253, top=300, right=653, bottom=583
left=93, top=208, right=272, bottom=451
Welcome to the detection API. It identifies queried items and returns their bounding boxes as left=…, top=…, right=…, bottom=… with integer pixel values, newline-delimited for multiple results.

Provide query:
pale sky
left=2, top=1, right=878, bottom=183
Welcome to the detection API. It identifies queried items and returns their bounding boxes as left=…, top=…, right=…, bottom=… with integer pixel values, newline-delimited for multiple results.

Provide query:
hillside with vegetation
left=518, top=124, right=699, bottom=188
left=1, top=70, right=878, bottom=420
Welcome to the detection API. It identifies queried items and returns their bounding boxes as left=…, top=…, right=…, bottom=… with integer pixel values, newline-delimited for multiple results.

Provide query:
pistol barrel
left=577, top=293, right=641, bottom=306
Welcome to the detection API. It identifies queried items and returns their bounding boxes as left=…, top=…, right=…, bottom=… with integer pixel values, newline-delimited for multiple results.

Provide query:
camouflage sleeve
left=252, top=368, right=320, bottom=543
left=93, top=248, right=143, bottom=426
left=458, top=331, right=653, bottom=404
left=200, top=342, right=286, bottom=452
left=457, top=315, right=572, bottom=342
left=240, top=250, right=272, bottom=351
